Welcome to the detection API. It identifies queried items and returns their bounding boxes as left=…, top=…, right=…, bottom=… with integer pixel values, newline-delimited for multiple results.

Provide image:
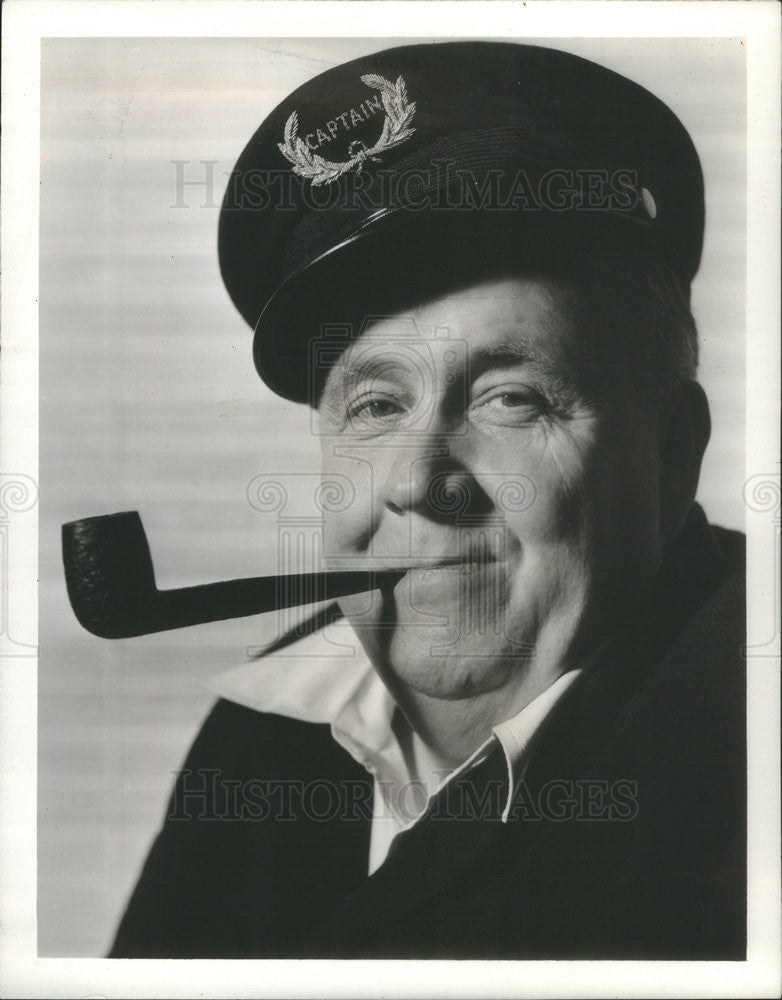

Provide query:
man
left=110, top=41, right=745, bottom=959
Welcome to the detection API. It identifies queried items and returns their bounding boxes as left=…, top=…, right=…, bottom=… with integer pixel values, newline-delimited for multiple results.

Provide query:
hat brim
left=252, top=202, right=661, bottom=405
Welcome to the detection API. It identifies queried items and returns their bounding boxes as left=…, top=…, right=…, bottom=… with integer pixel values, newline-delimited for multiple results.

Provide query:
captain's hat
left=218, top=41, right=704, bottom=402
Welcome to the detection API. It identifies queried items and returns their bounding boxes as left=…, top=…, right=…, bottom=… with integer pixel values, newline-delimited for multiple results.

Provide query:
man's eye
left=490, top=392, right=533, bottom=408
left=471, top=385, right=549, bottom=425
left=347, top=394, right=405, bottom=424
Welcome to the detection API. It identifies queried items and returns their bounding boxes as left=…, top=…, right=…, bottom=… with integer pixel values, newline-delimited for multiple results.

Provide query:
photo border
left=1, top=2, right=780, bottom=997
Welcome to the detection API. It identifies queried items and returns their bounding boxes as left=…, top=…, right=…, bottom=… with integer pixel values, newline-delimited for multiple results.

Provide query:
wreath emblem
left=277, top=74, right=417, bottom=187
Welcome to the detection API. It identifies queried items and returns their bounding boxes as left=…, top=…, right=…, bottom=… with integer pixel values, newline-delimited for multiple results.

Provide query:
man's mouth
left=387, top=552, right=508, bottom=610
left=385, top=554, right=497, bottom=572
left=325, top=539, right=508, bottom=587
left=368, top=538, right=505, bottom=574
left=326, top=551, right=501, bottom=572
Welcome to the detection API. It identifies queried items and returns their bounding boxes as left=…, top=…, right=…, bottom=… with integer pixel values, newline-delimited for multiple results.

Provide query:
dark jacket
left=110, top=505, right=746, bottom=959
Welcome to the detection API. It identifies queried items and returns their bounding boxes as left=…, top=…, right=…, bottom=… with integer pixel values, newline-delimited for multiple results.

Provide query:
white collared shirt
left=204, top=617, right=582, bottom=874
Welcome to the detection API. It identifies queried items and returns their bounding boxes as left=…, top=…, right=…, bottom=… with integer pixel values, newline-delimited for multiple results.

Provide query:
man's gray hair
left=578, top=249, right=700, bottom=414
left=642, top=262, right=700, bottom=386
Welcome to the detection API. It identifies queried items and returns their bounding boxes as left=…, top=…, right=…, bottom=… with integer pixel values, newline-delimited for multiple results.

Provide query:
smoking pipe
left=62, top=511, right=401, bottom=639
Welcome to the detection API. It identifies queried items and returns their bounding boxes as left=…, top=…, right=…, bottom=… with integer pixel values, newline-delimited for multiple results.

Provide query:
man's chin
left=367, top=628, right=535, bottom=701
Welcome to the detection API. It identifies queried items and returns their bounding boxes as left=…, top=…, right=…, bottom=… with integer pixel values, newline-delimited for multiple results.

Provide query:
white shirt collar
left=204, top=616, right=582, bottom=849
left=204, top=617, right=409, bottom=791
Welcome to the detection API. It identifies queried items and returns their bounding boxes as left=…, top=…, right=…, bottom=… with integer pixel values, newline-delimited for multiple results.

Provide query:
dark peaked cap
left=218, top=41, right=705, bottom=402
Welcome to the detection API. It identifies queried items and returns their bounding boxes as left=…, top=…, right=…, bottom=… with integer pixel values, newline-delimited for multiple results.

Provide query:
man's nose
left=381, top=440, right=490, bottom=522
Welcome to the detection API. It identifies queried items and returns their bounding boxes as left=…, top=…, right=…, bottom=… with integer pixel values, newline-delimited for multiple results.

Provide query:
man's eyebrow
left=340, top=353, right=416, bottom=385
left=467, top=342, right=565, bottom=380
left=320, top=350, right=416, bottom=405
left=470, top=343, right=531, bottom=365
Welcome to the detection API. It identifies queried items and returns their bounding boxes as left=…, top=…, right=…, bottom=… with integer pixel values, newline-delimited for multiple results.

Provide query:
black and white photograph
left=1, top=1, right=780, bottom=997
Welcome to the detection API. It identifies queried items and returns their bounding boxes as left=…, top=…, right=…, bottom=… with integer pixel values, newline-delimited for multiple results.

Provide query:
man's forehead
left=336, top=275, right=580, bottom=370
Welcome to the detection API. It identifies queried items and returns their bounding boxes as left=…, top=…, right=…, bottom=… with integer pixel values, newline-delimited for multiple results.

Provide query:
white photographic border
left=1, top=2, right=780, bottom=997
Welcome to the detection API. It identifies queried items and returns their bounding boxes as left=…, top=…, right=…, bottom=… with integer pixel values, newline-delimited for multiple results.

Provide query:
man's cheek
left=482, top=423, right=594, bottom=513
left=498, top=465, right=590, bottom=551
left=323, top=509, right=363, bottom=560
left=320, top=446, right=377, bottom=557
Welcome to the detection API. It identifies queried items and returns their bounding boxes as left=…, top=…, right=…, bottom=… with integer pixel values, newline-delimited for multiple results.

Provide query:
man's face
left=317, top=274, right=664, bottom=706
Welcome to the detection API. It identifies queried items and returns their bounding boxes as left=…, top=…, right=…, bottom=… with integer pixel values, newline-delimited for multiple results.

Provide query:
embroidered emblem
left=277, top=74, right=417, bottom=186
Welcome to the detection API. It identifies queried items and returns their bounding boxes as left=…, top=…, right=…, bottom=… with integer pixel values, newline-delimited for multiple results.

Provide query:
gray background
left=39, top=36, right=745, bottom=955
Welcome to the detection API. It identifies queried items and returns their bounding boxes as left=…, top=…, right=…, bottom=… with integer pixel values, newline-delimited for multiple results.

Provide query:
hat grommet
left=641, top=186, right=657, bottom=220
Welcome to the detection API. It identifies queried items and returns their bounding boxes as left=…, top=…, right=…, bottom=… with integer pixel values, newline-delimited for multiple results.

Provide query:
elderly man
left=110, top=41, right=745, bottom=959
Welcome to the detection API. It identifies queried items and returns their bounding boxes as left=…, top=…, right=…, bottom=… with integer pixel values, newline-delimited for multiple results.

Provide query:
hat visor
left=252, top=203, right=657, bottom=405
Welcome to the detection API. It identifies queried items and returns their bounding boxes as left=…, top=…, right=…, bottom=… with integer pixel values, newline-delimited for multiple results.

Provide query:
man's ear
left=658, top=380, right=711, bottom=544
